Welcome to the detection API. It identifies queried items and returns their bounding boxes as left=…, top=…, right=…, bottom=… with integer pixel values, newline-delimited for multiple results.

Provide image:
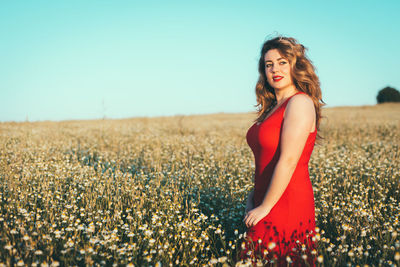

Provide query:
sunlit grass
left=0, top=103, right=399, bottom=266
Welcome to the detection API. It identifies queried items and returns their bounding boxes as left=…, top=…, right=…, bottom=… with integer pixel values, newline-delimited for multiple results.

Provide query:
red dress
left=240, top=91, right=318, bottom=266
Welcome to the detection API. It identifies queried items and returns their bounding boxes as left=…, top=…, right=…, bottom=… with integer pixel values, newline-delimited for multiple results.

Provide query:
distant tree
left=377, top=86, right=400, bottom=103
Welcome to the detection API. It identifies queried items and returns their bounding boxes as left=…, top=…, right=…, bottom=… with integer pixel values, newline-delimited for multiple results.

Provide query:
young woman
left=240, top=36, right=324, bottom=266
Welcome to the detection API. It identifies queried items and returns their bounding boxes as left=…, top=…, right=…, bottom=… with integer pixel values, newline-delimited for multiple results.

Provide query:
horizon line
left=1, top=102, right=398, bottom=124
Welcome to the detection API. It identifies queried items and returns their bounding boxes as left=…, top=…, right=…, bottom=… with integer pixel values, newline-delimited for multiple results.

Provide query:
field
left=0, top=103, right=399, bottom=266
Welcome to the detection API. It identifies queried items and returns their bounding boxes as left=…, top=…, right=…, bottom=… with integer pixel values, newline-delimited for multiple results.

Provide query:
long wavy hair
left=255, top=35, right=325, bottom=141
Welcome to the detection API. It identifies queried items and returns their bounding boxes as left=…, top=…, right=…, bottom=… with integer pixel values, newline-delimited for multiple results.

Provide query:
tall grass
left=0, top=103, right=399, bottom=266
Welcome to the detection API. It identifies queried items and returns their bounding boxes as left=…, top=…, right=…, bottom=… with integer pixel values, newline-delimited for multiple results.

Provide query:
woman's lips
left=273, top=76, right=283, bottom=82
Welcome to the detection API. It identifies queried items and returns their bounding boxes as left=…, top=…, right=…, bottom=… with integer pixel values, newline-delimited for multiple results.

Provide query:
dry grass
left=0, top=103, right=399, bottom=266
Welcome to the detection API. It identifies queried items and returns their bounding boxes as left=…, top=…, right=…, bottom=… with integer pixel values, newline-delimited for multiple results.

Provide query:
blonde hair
left=255, top=35, right=326, bottom=141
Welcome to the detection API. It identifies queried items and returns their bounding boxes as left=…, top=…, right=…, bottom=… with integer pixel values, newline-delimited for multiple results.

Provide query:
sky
left=1, top=0, right=399, bottom=122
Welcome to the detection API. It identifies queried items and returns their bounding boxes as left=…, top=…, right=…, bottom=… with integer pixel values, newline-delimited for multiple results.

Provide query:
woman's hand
left=243, top=205, right=271, bottom=228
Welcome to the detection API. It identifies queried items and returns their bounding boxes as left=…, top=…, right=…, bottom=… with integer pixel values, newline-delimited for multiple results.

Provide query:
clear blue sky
left=1, top=0, right=399, bottom=122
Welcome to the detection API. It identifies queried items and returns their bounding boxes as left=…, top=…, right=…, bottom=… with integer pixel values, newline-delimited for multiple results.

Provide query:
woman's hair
left=255, top=35, right=326, bottom=141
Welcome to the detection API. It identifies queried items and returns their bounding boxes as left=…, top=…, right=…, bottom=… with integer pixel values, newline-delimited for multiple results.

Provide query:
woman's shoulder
left=285, top=92, right=315, bottom=115
left=288, top=92, right=314, bottom=107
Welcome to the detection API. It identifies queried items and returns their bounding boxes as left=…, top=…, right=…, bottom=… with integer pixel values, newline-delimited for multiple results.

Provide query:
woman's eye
left=280, top=61, right=287, bottom=65
left=265, top=64, right=272, bottom=68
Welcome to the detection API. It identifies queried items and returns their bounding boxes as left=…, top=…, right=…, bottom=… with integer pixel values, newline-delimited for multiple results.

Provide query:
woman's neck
left=274, top=87, right=299, bottom=105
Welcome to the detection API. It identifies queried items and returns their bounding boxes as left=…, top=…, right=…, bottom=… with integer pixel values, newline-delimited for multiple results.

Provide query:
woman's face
left=264, top=49, right=294, bottom=91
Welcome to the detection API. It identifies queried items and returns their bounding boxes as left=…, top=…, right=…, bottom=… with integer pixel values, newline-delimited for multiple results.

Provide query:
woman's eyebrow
left=265, top=57, right=285, bottom=62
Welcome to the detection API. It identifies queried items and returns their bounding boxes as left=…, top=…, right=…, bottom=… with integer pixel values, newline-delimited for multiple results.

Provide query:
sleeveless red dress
left=240, top=91, right=318, bottom=266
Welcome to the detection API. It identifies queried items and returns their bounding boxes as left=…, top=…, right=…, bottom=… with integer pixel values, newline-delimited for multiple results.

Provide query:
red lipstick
left=273, top=76, right=283, bottom=82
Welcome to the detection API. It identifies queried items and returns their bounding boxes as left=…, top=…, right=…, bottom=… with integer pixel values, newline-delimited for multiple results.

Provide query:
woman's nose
left=271, top=64, right=279, bottom=73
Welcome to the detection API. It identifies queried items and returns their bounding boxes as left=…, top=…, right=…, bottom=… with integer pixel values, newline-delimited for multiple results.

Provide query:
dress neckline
left=256, top=91, right=304, bottom=126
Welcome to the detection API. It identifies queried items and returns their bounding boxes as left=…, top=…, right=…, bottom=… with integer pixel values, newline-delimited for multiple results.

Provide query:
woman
left=240, top=36, right=324, bottom=266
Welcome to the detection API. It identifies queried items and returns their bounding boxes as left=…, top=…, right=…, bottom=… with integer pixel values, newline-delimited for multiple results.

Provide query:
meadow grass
left=0, top=103, right=399, bottom=266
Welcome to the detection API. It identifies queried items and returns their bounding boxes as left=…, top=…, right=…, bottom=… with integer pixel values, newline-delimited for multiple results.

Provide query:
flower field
left=0, top=103, right=399, bottom=266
